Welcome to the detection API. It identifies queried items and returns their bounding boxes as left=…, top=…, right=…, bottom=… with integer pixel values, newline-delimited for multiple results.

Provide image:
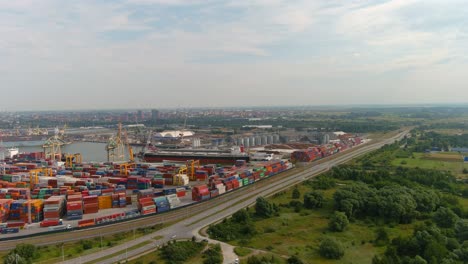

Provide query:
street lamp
left=61, top=243, right=64, bottom=262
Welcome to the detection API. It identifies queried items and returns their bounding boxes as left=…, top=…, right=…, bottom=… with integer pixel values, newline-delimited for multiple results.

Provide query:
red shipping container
left=44, top=211, right=60, bottom=219
left=40, top=219, right=60, bottom=227
left=67, top=202, right=83, bottom=211
left=142, top=209, right=156, bottom=215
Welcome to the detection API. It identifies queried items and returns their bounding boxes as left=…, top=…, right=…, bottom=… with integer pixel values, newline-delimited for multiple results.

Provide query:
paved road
left=56, top=130, right=408, bottom=264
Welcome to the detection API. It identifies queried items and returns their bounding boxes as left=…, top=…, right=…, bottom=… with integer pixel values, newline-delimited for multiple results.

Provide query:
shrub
left=81, top=240, right=93, bottom=250
left=319, top=238, right=345, bottom=259
left=287, top=255, right=304, bottom=264
left=160, top=240, right=205, bottom=263
left=374, top=228, right=389, bottom=246
left=328, top=211, right=349, bottom=232
left=292, top=186, right=301, bottom=199
left=234, top=247, right=252, bottom=257
left=203, top=244, right=223, bottom=264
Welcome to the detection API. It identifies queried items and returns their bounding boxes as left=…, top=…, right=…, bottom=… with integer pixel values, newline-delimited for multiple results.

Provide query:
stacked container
left=43, top=196, right=65, bottom=221
left=66, top=194, right=83, bottom=220
left=111, top=193, right=126, bottom=208
left=216, top=183, right=226, bottom=195
left=176, top=187, right=186, bottom=197
left=192, top=185, right=210, bottom=201
left=83, top=196, right=99, bottom=214
left=174, top=174, right=189, bottom=186
left=139, top=197, right=156, bottom=215
left=0, top=199, right=13, bottom=223
left=153, top=197, right=170, bottom=212
left=290, top=147, right=321, bottom=163
left=98, top=196, right=112, bottom=209
left=9, top=199, right=44, bottom=223
left=166, top=194, right=180, bottom=209
left=137, top=178, right=151, bottom=190
left=151, top=177, right=165, bottom=189
left=127, top=176, right=139, bottom=190
left=163, top=173, right=174, bottom=185
left=137, top=189, right=154, bottom=200
left=195, top=170, right=209, bottom=181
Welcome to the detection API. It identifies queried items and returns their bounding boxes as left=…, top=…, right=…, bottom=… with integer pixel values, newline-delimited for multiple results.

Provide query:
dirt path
left=194, top=227, right=238, bottom=264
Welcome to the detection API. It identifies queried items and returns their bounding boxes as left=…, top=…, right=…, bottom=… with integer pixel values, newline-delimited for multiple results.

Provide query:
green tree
left=4, top=254, right=27, bottom=264
left=455, top=220, right=468, bottom=242
left=233, top=209, right=251, bottom=223
left=303, top=191, right=324, bottom=209
left=312, top=175, right=336, bottom=190
left=410, top=255, right=427, bottom=264
left=433, top=207, right=458, bottom=228
left=413, top=188, right=440, bottom=213
left=255, top=197, right=276, bottom=218
left=319, top=238, right=345, bottom=259
left=161, top=240, right=205, bottom=263
left=377, top=186, right=417, bottom=223
left=328, top=211, right=349, bottom=232
left=292, top=186, right=300, bottom=199
left=5, top=244, right=37, bottom=264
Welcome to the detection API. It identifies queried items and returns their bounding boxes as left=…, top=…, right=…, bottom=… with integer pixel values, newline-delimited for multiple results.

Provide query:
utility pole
left=61, top=243, right=64, bottom=262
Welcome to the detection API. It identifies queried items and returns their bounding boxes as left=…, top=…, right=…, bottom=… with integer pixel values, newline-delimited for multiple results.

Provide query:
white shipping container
left=142, top=205, right=156, bottom=211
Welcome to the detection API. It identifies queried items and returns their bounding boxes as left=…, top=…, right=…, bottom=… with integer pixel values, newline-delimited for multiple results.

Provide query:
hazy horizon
left=3, top=103, right=468, bottom=113
left=1, top=0, right=468, bottom=111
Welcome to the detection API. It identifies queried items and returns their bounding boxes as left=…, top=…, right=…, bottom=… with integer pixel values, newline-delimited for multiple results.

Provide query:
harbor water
left=1, top=141, right=131, bottom=162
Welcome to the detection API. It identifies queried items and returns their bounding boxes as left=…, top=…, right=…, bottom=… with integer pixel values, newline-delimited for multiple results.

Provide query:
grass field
left=228, top=185, right=416, bottom=264
left=428, top=129, right=467, bottom=135
left=391, top=152, right=468, bottom=179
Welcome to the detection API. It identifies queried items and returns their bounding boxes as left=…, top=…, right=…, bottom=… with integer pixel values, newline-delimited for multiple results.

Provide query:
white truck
left=48, top=224, right=72, bottom=231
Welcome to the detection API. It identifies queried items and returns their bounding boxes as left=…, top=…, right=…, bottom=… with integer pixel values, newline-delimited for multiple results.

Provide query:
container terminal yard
left=0, top=130, right=409, bottom=264
left=0, top=125, right=365, bottom=239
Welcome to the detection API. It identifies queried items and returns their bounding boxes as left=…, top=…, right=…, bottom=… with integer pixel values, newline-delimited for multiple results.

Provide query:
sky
left=1, top=0, right=468, bottom=111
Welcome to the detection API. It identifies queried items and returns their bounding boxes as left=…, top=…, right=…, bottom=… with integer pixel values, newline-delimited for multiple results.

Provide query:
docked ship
left=142, top=146, right=250, bottom=164
left=0, top=135, right=48, bottom=142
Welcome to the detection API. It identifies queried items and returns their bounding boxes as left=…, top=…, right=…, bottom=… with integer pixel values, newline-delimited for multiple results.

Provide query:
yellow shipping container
left=98, top=196, right=112, bottom=209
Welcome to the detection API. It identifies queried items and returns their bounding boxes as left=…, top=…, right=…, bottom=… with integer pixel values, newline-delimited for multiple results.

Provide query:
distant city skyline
left=1, top=0, right=468, bottom=111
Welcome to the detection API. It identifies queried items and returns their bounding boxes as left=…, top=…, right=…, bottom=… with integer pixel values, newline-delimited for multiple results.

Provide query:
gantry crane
left=29, top=168, right=53, bottom=189
left=186, top=160, right=200, bottom=181
left=43, top=128, right=67, bottom=161
left=28, top=168, right=53, bottom=224
left=0, top=141, right=5, bottom=175
left=124, top=130, right=135, bottom=163
left=118, top=129, right=137, bottom=175
left=106, top=123, right=125, bottom=162
left=65, top=153, right=82, bottom=168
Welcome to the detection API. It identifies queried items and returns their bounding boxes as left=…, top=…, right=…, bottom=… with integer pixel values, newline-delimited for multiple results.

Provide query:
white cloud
left=1, top=0, right=468, bottom=110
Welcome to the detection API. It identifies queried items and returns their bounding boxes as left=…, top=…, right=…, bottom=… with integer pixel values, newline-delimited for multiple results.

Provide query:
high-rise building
left=151, top=109, right=159, bottom=123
